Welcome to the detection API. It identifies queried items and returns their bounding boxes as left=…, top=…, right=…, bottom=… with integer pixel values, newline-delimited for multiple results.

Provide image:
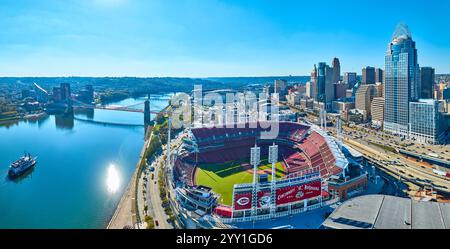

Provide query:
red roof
left=215, top=205, right=233, bottom=218
left=321, top=190, right=330, bottom=198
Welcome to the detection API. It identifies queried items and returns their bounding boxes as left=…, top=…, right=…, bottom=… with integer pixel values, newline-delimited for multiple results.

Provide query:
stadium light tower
left=268, top=143, right=278, bottom=217
left=336, top=114, right=342, bottom=149
left=320, top=109, right=327, bottom=131
left=250, top=144, right=261, bottom=218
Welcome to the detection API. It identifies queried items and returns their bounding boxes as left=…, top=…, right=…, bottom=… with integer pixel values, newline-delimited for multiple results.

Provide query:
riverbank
left=107, top=105, right=172, bottom=229
left=107, top=136, right=150, bottom=229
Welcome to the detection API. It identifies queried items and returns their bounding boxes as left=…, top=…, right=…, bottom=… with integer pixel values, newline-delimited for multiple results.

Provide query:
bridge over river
left=69, top=96, right=170, bottom=127
left=73, top=117, right=146, bottom=128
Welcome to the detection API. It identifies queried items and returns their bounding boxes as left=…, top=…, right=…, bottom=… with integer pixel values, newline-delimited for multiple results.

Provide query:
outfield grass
left=195, top=159, right=286, bottom=206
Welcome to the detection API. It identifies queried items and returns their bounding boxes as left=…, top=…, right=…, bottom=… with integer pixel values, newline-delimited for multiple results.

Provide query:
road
left=145, top=148, right=172, bottom=229
left=343, top=137, right=450, bottom=194
left=341, top=125, right=450, bottom=162
left=285, top=103, right=450, bottom=192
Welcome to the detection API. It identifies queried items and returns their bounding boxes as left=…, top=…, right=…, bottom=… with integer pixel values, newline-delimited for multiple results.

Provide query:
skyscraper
left=305, top=82, right=311, bottom=98
left=334, top=82, right=348, bottom=99
left=332, top=57, right=341, bottom=83
left=274, top=79, right=287, bottom=101
left=343, top=72, right=357, bottom=89
left=310, top=65, right=317, bottom=101
left=384, top=23, right=420, bottom=136
left=362, top=66, right=376, bottom=84
left=355, top=84, right=376, bottom=121
left=375, top=68, right=384, bottom=83
left=374, top=82, right=383, bottom=97
left=420, top=67, right=435, bottom=99
left=409, top=99, right=444, bottom=144
left=315, top=62, right=334, bottom=110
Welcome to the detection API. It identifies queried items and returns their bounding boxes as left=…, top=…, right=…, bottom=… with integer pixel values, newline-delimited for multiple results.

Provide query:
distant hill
left=0, top=77, right=231, bottom=94
left=206, top=76, right=310, bottom=86
left=0, top=76, right=311, bottom=94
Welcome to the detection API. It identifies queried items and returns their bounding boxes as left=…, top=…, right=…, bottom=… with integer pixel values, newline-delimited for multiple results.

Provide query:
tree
left=167, top=215, right=176, bottom=224
left=145, top=215, right=155, bottom=229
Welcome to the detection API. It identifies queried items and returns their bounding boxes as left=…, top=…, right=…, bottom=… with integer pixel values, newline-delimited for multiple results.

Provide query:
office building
left=384, top=23, right=421, bottom=136
left=443, top=87, right=450, bottom=100
left=332, top=99, right=355, bottom=121
left=344, top=72, right=357, bottom=89
left=310, top=65, right=317, bottom=102
left=355, top=84, right=376, bottom=121
left=287, top=91, right=301, bottom=106
left=420, top=67, right=435, bottom=99
left=375, top=68, right=384, bottom=83
left=371, top=97, right=385, bottom=127
left=314, top=62, right=335, bottom=110
left=334, top=82, right=348, bottom=99
left=300, top=98, right=314, bottom=109
left=362, top=66, right=376, bottom=84
left=305, top=82, right=311, bottom=98
left=409, top=99, right=445, bottom=144
left=274, top=79, right=288, bottom=101
left=346, top=89, right=354, bottom=98
left=374, top=82, right=383, bottom=97
left=332, top=57, right=341, bottom=83
left=348, top=109, right=365, bottom=124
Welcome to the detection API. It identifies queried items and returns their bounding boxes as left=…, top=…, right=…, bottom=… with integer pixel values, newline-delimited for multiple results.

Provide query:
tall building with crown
left=384, top=23, right=421, bottom=136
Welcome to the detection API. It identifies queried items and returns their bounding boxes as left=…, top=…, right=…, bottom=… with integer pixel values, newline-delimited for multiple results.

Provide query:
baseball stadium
left=173, top=121, right=350, bottom=223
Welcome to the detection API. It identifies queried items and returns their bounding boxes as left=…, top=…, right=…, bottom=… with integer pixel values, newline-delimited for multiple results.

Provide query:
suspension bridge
left=71, top=98, right=147, bottom=113
left=32, top=82, right=171, bottom=126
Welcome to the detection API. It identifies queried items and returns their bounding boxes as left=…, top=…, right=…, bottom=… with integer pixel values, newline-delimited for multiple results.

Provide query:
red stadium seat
left=177, top=123, right=342, bottom=186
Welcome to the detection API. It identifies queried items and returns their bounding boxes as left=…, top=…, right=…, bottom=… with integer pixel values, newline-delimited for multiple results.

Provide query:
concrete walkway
left=107, top=138, right=150, bottom=229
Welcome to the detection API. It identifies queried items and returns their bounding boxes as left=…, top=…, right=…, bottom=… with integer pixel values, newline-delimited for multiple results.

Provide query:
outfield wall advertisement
left=233, top=190, right=272, bottom=210
left=232, top=180, right=321, bottom=210
left=233, top=192, right=252, bottom=210
left=276, top=180, right=321, bottom=205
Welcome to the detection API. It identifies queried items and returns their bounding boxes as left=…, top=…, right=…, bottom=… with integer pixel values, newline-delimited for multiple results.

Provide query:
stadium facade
left=172, top=121, right=366, bottom=226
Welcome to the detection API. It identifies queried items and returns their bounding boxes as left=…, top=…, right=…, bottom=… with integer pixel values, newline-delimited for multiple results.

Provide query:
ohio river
left=0, top=96, right=169, bottom=228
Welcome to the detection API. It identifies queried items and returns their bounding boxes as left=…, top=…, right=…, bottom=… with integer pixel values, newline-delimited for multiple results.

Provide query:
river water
left=0, top=95, right=170, bottom=228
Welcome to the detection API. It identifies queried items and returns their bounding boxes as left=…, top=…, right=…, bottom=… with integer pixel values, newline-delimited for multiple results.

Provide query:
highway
left=285, top=103, right=450, bottom=198
left=342, top=124, right=450, bottom=162
left=340, top=133, right=450, bottom=195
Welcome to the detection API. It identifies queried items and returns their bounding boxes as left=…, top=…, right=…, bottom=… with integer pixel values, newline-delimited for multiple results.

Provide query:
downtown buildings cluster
left=283, top=24, right=450, bottom=145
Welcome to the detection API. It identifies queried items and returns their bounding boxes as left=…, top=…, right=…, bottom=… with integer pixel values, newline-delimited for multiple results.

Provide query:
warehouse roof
left=322, top=195, right=450, bottom=229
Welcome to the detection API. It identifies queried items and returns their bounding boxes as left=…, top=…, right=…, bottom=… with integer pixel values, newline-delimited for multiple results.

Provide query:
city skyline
left=0, top=0, right=450, bottom=77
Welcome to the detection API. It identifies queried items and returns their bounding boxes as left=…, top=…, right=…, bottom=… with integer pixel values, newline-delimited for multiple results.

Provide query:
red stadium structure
left=174, top=121, right=348, bottom=222
left=228, top=172, right=324, bottom=222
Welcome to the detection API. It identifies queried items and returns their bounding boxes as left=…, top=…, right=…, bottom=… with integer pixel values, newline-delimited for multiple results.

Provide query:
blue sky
left=0, top=0, right=449, bottom=77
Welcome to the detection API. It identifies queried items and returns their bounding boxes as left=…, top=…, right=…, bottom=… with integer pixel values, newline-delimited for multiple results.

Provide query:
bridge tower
left=144, top=94, right=151, bottom=126
left=65, top=96, right=74, bottom=117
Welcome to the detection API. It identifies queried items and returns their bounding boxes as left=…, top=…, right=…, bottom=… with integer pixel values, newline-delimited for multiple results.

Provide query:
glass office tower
left=409, top=99, right=444, bottom=144
left=384, top=23, right=421, bottom=136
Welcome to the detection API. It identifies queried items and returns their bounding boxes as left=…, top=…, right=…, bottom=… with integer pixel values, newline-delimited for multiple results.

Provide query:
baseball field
left=195, top=158, right=286, bottom=205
